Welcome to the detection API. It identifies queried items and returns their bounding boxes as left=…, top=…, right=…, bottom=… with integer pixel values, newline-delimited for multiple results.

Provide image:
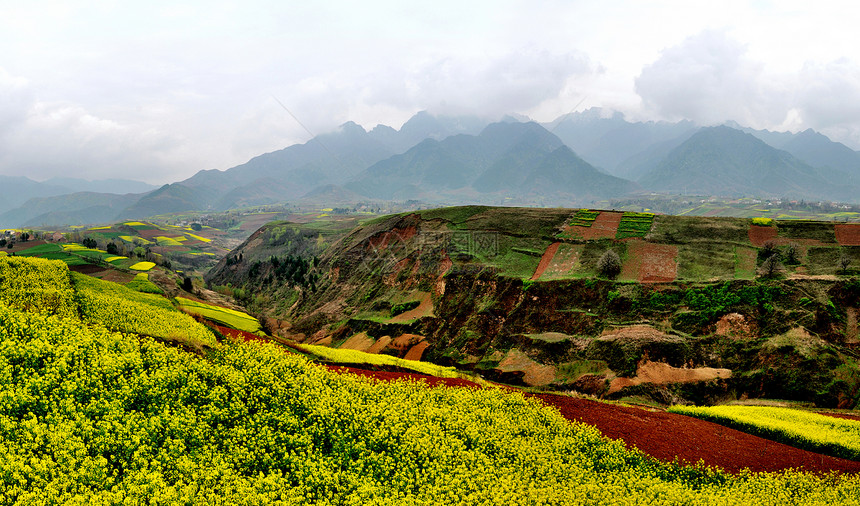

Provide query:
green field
left=175, top=296, right=262, bottom=334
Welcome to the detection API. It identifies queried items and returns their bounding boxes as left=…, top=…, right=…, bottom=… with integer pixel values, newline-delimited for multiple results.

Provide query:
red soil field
left=329, top=366, right=860, bottom=475
left=68, top=264, right=106, bottom=274
left=531, top=242, right=561, bottom=280
left=748, top=225, right=778, bottom=247
left=215, top=324, right=271, bottom=345
left=136, top=229, right=167, bottom=240
left=563, top=212, right=623, bottom=240
left=532, top=393, right=860, bottom=475
left=620, top=240, right=678, bottom=283
left=835, top=224, right=860, bottom=246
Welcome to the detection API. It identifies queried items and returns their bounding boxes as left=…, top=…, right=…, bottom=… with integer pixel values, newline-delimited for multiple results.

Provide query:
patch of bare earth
left=609, top=360, right=732, bottom=394
left=434, top=254, right=453, bottom=295
left=749, top=224, right=828, bottom=249
left=368, top=225, right=417, bottom=252
left=836, top=224, right=860, bottom=246
left=531, top=393, right=860, bottom=475
left=496, top=349, right=557, bottom=386
left=715, top=313, right=755, bottom=338
left=599, top=325, right=678, bottom=342
left=539, top=243, right=582, bottom=280
left=619, top=240, right=678, bottom=283
left=340, top=332, right=374, bottom=352
left=68, top=264, right=104, bottom=274
left=404, top=341, right=430, bottom=361
left=562, top=211, right=623, bottom=240
left=389, top=292, right=434, bottom=322
left=789, top=274, right=840, bottom=281
left=748, top=225, right=778, bottom=246
left=847, top=308, right=859, bottom=344
left=387, top=333, right=426, bottom=356
left=530, top=242, right=560, bottom=281
left=366, top=336, right=392, bottom=354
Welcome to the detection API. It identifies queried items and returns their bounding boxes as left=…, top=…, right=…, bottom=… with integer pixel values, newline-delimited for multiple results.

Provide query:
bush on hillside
left=597, top=249, right=622, bottom=279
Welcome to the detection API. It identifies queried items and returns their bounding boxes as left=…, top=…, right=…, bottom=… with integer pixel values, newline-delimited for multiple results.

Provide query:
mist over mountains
left=4, top=108, right=860, bottom=227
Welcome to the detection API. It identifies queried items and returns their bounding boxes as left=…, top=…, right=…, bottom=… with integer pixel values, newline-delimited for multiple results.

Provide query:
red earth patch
left=835, top=224, right=860, bottom=246
left=619, top=240, right=678, bottom=283
left=531, top=242, right=561, bottom=280
left=748, top=225, right=778, bottom=247
left=563, top=212, right=623, bottom=240
left=327, top=366, right=860, bottom=474
left=531, top=393, right=860, bottom=475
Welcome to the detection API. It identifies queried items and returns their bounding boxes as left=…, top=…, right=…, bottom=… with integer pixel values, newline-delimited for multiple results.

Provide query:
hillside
left=207, top=206, right=860, bottom=407
left=9, top=255, right=860, bottom=501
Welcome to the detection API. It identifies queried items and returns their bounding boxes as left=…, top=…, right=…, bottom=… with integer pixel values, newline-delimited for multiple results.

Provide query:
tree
left=20, top=232, right=29, bottom=242
left=838, top=255, right=852, bottom=274
left=190, top=223, right=203, bottom=231
left=182, top=276, right=193, bottom=292
left=759, top=255, right=783, bottom=278
left=597, top=249, right=622, bottom=279
left=760, top=240, right=779, bottom=261
left=784, top=243, right=800, bottom=265
left=82, top=237, right=97, bottom=249
left=106, top=242, right=118, bottom=255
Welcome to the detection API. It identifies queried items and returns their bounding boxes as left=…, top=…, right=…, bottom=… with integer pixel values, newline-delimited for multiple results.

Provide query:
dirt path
left=531, top=242, right=561, bottom=280
left=327, top=366, right=860, bottom=474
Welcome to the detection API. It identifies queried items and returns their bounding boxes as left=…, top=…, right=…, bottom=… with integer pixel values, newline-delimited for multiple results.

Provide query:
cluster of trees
left=246, top=254, right=320, bottom=292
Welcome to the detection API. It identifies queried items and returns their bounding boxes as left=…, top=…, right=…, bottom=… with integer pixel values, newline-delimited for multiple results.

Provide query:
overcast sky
left=2, top=0, right=860, bottom=184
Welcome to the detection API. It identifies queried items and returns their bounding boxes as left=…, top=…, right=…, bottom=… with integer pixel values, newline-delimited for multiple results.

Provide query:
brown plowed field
left=328, top=366, right=860, bottom=474
left=748, top=225, right=778, bottom=246
left=836, top=224, right=860, bottom=246
left=619, top=240, right=678, bottom=282
left=531, top=242, right=561, bottom=280
left=68, top=264, right=105, bottom=274
left=563, top=212, right=623, bottom=240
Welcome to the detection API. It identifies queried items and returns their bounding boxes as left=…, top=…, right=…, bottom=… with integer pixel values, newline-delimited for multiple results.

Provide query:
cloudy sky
left=2, top=0, right=860, bottom=184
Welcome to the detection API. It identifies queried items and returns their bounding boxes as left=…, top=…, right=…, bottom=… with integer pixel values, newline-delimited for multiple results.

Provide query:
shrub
left=759, top=240, right=780, bottom=260
left=759, top=255, right=783, bottom=278
left=838, top=255, right=852, bottom=274
left=391, top=300, right=421, bottom=316
left=597, top=249, right=622, bottom=279
left=784, top=243, right=800, bottom=265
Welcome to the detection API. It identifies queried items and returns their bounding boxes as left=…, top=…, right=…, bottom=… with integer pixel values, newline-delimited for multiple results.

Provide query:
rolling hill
left=207, top=205, right=860, bottom=408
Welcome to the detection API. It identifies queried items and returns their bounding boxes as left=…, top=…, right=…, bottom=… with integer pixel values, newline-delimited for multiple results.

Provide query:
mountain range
left=4, top=109, right=860, bottom=227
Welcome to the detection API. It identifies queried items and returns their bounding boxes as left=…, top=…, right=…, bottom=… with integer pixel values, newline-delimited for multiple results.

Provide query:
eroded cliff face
left=207, top=208, right=860, bottom=407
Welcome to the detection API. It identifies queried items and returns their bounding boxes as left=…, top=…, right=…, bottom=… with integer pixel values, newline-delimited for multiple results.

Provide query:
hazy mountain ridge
left=6, top=109, right=860, bottom=227
left=639, top=126, right=858, bottom=199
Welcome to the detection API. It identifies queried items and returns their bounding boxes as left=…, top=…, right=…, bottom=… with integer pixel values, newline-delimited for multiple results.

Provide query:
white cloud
left=634, top=30, right=789, bottom=128
left=0, top=70, right=188, bottom=184
left=797, top=58, right=860, bottom=133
